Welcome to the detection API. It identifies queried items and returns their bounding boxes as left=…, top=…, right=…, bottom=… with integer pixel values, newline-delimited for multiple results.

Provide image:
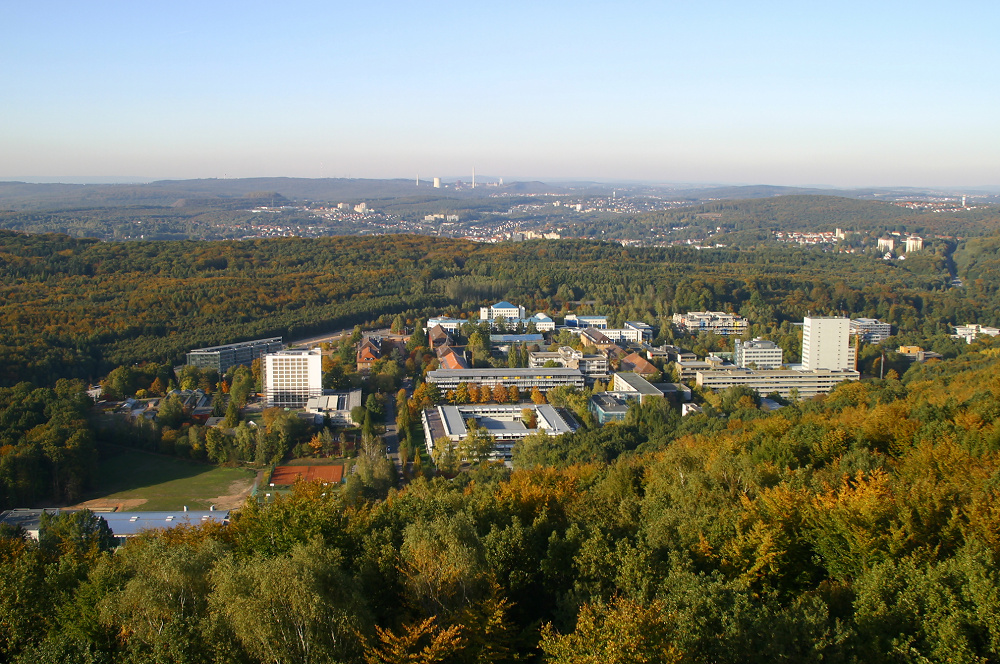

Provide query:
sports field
left=76, top=446, right=256, bottom=511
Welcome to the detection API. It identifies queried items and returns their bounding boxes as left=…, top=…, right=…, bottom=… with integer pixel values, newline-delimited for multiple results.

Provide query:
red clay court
left=269, top=465, right=345, bottom=486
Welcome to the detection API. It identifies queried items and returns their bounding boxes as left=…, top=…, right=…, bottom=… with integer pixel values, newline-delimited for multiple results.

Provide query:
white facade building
left=563, top=314, right=609, bottom=329
left=696, top=368, right=860, bottom=399
left=734, top=338, right=784, bottom=369
left=421, top=403, right=576, bottom=462
left=480, top=301, right=526, bottom=323
left=953, top=324, right=1000, bottom=344
left=905, top=236, right=924, bottom=252
left=264, top=349, right=323, bottom=408
left=801, top=316, right=852, bottom=371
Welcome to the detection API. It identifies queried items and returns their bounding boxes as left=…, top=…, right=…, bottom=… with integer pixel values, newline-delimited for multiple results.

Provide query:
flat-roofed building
left=425, top=316, right=465, bottom=333
left=528, top=346, right=609, bottom=382
left=421, top=403, right=577, bottom=461
left=264, top=348, right=323, bottom=408
left=953, top=324, right=1000, bottom=344
left=672, top=311, right=748, bottom=336
left=734, top=338, right=784, bottom=369
left=802, top=316, right=852, bottom=370
left=0, top=508, right=229, bottom=545
left=590, top=393, right=631, bottom=424
left=480, top=301, right=526, bottom=323
left=306, top=389, right=363, bottom=426
left=563, top=314, right=609, bottom=329
left=676, top=356, right=728, bottom=381
left=850, top=318, right=892, bottom=344
left=425, top=367, right=585, bottom=392
left=696, top=367, right=860, bottom=399
left=186, top=337, right=283, bottom=374
left=611, top=372, right=663, bottom=404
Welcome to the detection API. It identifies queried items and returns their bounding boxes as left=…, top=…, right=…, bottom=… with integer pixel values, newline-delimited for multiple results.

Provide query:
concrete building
left=425, top=317, right=465, bottom=334
left=905, top=236, right=924, bottom=252
left=589, top=393, right=631, bottom=424
left=734, top=338, right=784, bottom=369
left=480, top=301, right=526, bottom=323
left=186, top=337, right=283, bottom=374
left=421, top=403, right=577, bottom=462
left=306, top=389, right=363, bottom=426
left=0, top=508, right=229, bottom=545
left=850, top=318, right=893, bottom=344
left=676, top=356, right=728, bottom=381
left=563, top=314, right=609, bottom=329
left=672, top=312, right=749, bottom=336
left=611, top=372, right=663, bottom=404
left=696, top=368, right=860, bottom=399
left=424, top=367, right=585, bottom=392
left=953, top=324, right=1000, bottom=344
left=264, top=348, right=323, bottom=408
left=801, top=316, right=852, bottom=370
left=529, top=346, right=609, bottom=382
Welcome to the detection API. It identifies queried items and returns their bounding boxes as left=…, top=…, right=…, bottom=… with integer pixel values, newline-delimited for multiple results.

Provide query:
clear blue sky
left=3, top=0, right=998, bottom=187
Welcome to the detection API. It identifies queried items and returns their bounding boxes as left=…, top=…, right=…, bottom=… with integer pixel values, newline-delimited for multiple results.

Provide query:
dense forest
left=5, top=340, right=1000, bottom=661
left=2, top=228, right=993, bottom=388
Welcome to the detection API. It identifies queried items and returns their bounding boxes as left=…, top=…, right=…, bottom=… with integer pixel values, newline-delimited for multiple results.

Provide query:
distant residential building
left=424, top=367, right=585, bottom=392
left=878, top=237, right=896, bottom=253
left=579, top=328, right=616, bottom=349
left=356, top=337, right=382, bottom=372
left=850, top=318, right=892, bottom=344
left=734, top=338, right=784, bottom=369
left=306, top=389, right=363, bottom=426
left=436, top=346, right=469, bottom=370
left=696, top=368, right=860, bottom=399
left=801, top=316, right=852, bottom=371
left=427, top=324, right=453, bottom=348
left=264, top=348, right=323, bottom=408
left=186, top=337, right=283, bottom=374
left=672, top=311, right=748, bottom=336
left=563, top=314, right=609, bottom=329
left=421, top=403, right=577, bottom=462
left=354, top=202, right=368, bottom=213
left=905, top=236, right=924, bottom=252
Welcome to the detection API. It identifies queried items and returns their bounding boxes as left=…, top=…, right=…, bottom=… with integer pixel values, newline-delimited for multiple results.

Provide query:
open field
left=73, top=446, right=256, bottom=511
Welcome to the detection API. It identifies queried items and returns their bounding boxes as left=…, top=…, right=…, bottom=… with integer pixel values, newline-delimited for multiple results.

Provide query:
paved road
left=290, top=327, right=393, bottom=348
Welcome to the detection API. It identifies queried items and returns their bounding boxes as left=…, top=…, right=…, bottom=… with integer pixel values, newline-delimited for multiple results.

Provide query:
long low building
left=696, top=368, right=860, bottom=399
left=0, top=508, right=229, bottom=545
left=422, top=403, right=577, bottom=461
left=424, top=367, right=585, bottom=392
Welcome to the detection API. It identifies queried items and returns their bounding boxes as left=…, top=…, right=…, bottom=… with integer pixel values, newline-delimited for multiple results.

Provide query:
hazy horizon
left=4, top=1, right=999, bottom=188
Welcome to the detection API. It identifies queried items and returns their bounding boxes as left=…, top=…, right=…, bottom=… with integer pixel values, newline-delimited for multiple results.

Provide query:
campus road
left=289, top=327, right=393, bottom=347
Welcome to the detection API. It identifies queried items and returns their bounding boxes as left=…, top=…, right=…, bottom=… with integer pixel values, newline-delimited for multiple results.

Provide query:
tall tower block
left=801, top=316, right=850, bottom=370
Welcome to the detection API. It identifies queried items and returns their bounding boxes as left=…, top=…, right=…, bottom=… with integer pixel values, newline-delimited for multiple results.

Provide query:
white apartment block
left=601, top=321, right=654, bottom=343
left=264, top=348, right=323, bottom=408
left=480, top=301, right=526, bottom=322
left=563, top=314, right=609, bottom=329
left=672, top=311, right=749, bottom=336
left=696, top=368, right=860, bottom=399
left=801, top=316, right=852, bottom=371
left=905, top=236, right=924, bottom=252
left=877, top=237, right=896, bottom=253
left=734, top=338, right=784, bottom=369
left=850, top=318, right=892, bottom=344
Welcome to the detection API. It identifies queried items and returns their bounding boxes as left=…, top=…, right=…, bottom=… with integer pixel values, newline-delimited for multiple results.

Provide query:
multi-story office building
left=263, top=348, right=323, bottom=408
left=672, top=312, right=749, bottom=336
left=801, top=316, right=852, bottom=370
left=563, top=314, right=609, bottom=329
left=480, top=301, right=526, bottom=323
left=424, top=367, right=585, bottom=392
left=849, top=318, right=892, bottom=344
left=186, top=337, right=283, bottom=374
left=734, top=338, right=784, bottom=369
left=528, top=346, right=609, bottom=381
left=696, top=368, right=860, bottom=399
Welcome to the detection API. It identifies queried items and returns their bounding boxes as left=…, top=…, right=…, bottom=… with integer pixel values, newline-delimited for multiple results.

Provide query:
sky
left=2, top=1, right=999, bottom=187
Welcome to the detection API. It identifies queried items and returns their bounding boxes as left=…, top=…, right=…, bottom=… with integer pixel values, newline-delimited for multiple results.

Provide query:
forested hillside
left=5, top=341, right=1000, bottom=662
left=0, top=230, right=986, bottom=386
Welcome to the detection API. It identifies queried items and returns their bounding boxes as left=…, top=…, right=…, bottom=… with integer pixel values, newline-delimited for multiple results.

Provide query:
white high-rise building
left=264, top=348, right=323, bottom=408
left=801, top=316, right=852, bottom=370
left=734, top=338, right=784, bottom=369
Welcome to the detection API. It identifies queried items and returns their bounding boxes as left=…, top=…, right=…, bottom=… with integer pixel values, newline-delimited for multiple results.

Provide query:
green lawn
left=86, top=446, right=255, bottom=511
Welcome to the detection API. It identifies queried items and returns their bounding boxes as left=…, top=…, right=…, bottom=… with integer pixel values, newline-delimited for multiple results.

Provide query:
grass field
left=82, top=446, right=256, bottom=511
